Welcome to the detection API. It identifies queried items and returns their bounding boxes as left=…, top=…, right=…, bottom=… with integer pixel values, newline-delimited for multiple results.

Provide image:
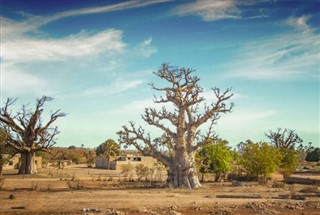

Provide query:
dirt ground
left=1, top=166, right=319, bottom=215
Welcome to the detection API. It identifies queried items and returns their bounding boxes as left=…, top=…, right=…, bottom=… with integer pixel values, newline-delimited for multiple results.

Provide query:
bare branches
left=266, top=128, right=303, bottom=148
left=0, top=96, right=65, bottom=153
left=142, top=107, right=177, bottom=137
left=118, top=122, right=171, bottom=166
left=193, top=120, right=219, bottom=151
left=193, top=87, right=234, bottom=128
left=0, top=98, right=25, bottom=135
left=150, top=64, right=204, bottom=108
left=119, top=64, right=234, bottom=188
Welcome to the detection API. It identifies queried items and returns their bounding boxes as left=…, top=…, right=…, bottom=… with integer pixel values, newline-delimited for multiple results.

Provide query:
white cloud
left=172, top=0, right=240, bottom=21
left=1, top=1, right=164, bottom=97
left=1, top=65, right=49, bottom=95
left=286, top=15, right=310, bottom=32
left=136, top=37, right=157, bottom=57
left=227, top=30, right=319, bottom=80
left=2, top=29, right=125, bottom=64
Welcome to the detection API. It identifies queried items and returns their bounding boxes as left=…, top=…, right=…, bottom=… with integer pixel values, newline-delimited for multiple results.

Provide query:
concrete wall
left=3, top=154, right=42, bottom=170
left=95, top=156, right=116, bottom=169
left=95, top=155, right=157, bottom=170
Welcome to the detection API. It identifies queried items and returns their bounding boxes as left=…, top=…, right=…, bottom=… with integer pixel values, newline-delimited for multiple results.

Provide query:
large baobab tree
left=0, top=96, right=65, bottom=174
left=118, top=64, right=233, bottom=189
left=266, top=128, right=303, bottom=149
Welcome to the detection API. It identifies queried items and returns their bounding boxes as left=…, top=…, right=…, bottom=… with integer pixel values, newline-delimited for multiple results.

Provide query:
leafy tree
left=266, top=128, right=303, bottom=148
left=239, top=140, right=282, bottom=183
left=68, top=145, right=76, bottom=149
left=0, top=96, right=65, bottom=174
left=196, top=139, right=233, bottom=182
left=96, top=139, right=120, bottom=169
left=118, top=64, right=233, bottom=188
left=279, top=148, right=299, bottom=178
left=306, top=147, right=320, bottom=162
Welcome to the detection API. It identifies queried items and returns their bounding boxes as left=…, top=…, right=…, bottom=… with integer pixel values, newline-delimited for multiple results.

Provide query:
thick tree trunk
left=166, top=152, right=202, bottom=189
left=18, top=151, right=36, bottom=174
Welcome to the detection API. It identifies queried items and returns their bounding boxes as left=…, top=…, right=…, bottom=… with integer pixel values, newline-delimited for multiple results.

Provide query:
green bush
left=279, top=148, right=299, bottom=178
left=239, top=141, right=282, bottom=183
left=196, top=140, right=233, bottom=182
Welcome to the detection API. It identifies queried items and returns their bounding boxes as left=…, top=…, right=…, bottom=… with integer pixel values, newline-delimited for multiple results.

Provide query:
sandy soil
left=1, top=166, right=319, bottom=215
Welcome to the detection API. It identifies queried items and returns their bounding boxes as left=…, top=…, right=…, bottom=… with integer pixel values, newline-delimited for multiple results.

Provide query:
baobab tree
left=0, top=96, right=65, bottom=174
left=118, top=64, right=233, bottom=189
left=266, top=128, right=303, bottom=149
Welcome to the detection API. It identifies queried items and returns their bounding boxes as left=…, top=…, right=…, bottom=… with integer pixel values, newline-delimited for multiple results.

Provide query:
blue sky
left=1, top=0, right=319, bottom=148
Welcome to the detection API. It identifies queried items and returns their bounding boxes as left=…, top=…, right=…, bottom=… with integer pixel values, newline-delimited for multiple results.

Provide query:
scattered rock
left=105, top=208, right=125, bottom=215
left=9, top=194, right=16, bottom=199
left=232, top=180, right=246, bottom=187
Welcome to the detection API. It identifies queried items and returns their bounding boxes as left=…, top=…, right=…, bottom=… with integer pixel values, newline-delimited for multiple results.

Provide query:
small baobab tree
left=118, top=64, right=233, bottom=189
left=266, top=128, right=303, bottom=149
left=0, top=96, right=65, bottom=174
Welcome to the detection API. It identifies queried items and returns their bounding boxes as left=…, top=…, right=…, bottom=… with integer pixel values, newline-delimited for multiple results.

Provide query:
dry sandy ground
left=0, top=167, right=319, bottom=215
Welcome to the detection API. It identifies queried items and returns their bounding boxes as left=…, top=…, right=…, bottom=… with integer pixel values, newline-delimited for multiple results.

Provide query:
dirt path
left=1, top=186, right=320, bottom=215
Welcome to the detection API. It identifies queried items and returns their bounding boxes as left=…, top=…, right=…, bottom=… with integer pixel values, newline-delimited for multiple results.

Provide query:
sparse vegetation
left=84, top=151, right=95, bottom=167
left=121, top=163, right=134, bottom=181
left=67, top=180, right=84, bottom=190
left=135, top=164, right=150, bottom=181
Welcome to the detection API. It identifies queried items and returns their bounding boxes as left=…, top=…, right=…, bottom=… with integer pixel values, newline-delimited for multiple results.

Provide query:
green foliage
left=279, top=148, right=299, bottom=178
left=306, top=147, right=320, bottom=162
left=196, top=139, right=233, bottom=182
left=239, top=141, right=282, bottom=180
left=96, top=139, right=120, bottom=157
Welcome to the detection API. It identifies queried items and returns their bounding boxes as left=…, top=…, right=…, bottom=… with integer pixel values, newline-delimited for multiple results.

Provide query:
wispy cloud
left=1, top=65, right=49, bottom=95
left=226, top=17, right=319, bottom=81
left=1, top=0, right=167, bottom=64
left=2, top=29, right=125, bottom=64
left=1, top=0, right=172, bottom=37
left=109, top=98, right=154, bottom=115
left=286, top=15, right=311, bottom=32
left=135, top=37, right=158, bottom=57
left=83, top=79, right=144, bottom=97
left=172, top=0, right=240, bottom=21
left=1, top=1, right=163, bottom=96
